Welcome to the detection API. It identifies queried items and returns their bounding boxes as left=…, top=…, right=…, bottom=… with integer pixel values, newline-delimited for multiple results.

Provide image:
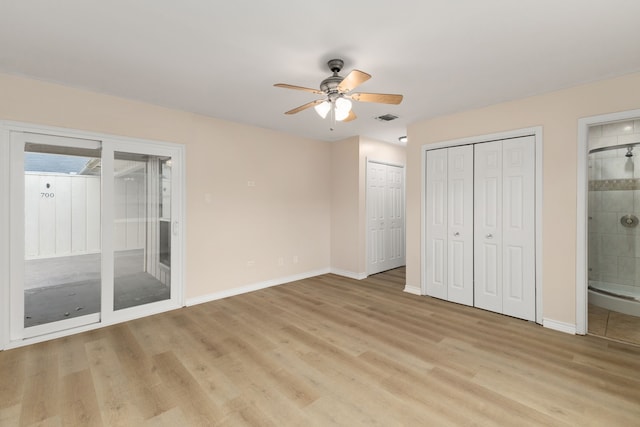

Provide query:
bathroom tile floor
left=588, top=304, right=640, bottom=345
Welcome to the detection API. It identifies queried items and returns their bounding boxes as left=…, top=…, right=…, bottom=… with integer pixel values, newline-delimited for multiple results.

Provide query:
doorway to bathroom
left=578, top=109, right=640, bottom=345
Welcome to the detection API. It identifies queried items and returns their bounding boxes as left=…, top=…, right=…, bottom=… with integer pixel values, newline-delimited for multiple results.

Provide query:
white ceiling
left=1, top=1, right=640, bottom=145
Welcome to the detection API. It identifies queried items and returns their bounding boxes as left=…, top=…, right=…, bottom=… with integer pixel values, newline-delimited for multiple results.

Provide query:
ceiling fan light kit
left=275, top=58, right=403, bottom=128
left=314, top=101, right=331, bottom=119
left=334, top=97, right=352, bottom=121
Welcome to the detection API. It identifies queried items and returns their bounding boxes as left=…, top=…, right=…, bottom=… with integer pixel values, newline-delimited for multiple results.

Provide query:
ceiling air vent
left=375, top=114, right=398, bottom=122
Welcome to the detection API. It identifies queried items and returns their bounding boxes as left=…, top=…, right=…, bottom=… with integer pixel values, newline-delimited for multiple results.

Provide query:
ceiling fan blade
left=337, top=70, right=371, bottom=93
left=350, top=92, right=403, bottom=105
left=285, top=99, right=324, bottom=115
left=274, top=83, right=324, bottom=95
left=342, top=110, right=357, bottom=122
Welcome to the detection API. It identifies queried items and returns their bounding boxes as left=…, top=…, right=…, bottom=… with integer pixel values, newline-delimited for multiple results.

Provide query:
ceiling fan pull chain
left=330, top=103, right=336, bottom=131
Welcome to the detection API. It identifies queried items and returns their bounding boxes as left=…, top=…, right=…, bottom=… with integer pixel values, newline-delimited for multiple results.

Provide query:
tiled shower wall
left=588, top=119, right=640, bottom=289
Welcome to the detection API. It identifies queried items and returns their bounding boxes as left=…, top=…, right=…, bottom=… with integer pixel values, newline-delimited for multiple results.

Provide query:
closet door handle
left=453, top=232, right=460, bottom=237
left=486, top=233, right=493, bottom=239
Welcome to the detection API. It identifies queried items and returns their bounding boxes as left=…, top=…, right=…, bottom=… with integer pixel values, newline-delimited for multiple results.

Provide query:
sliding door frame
left=0, top=128, right=10, bottom=350
left=0, top=120, right=186, bottom=349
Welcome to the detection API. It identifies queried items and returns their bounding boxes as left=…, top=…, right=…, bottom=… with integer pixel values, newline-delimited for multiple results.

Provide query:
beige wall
left=330, top=136, right=360, bottom=274
left=0, top=73, right=331, bottom=300
left=407, top=71, right=640, bottom=325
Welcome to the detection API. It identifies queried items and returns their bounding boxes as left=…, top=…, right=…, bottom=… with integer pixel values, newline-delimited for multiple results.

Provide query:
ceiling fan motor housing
left=320, top=75, right=344, bottom=94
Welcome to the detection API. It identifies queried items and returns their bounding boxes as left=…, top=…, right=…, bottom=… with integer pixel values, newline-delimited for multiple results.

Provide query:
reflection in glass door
left=113, top=152, right=172, bottom=310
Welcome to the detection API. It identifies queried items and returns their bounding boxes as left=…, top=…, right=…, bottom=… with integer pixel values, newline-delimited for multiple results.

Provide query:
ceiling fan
left=274, top=59, right=403, bottom=127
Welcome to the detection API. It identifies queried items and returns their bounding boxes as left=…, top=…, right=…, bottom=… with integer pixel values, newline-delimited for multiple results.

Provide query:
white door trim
left=365, top=158, right=406, bottom=276
left=421, top=126, right=543, bottom=324
left=0, top=120, right=186, bottom=349
left=0, top=129, right=10, bottom=350
left=9, top=132, right=26, bottom=341
left=575, top=108, right=640, bottom=335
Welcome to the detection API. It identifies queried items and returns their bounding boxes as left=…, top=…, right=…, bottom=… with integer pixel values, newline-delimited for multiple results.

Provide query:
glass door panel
left=13, top=134, right=103, bottom=338
left=113, top=152, right=172, bottom=311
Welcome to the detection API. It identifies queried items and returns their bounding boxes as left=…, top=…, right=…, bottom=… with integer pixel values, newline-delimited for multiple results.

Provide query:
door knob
left=486, top=233, right=493, bottom=239
left=453, top=232, right=460, bottom=237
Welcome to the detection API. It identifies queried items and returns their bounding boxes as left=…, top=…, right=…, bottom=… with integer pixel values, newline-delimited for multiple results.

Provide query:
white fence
left=25, top=172, right=145, bottom=259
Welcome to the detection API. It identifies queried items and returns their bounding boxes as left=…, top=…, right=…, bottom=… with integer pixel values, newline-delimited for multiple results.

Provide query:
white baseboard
left=329, top=268, right=367, bottom=280
left=543, top=318, right=576, bottom=335
left=186, top=268, right=331, bottom=307
left=403, top=285, right=422, bottom=295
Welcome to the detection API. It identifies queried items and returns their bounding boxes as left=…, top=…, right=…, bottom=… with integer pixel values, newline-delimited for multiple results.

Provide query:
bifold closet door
left=474, top=136, right=535, bottom=321
left=367, top=161, right=405, bottom=275
left=425, top=146, right=473, bottom=305
left=446, top=145, right=474, bottom=306
left=425, top=149, right=448, bottom=299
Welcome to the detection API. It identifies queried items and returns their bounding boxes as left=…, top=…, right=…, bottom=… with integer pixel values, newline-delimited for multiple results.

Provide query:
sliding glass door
left=9, top=129, right=183, bottom=341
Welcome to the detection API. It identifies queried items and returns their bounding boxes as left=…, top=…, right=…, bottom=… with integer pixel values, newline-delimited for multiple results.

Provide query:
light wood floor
left=2, top=268, right=640, bottom=426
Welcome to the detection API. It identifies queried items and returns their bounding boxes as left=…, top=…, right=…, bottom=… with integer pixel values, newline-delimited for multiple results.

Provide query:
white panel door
left=474, top=137, right=535, bottom=320
left=367, top=162, right=387, bottom=274
left=474, top=141, right=503, bottom=313
left=502, top=136, right=536, bottom=320
left=387, top=165, right=405, bottom=269
left=447, top=145, right=474, bottom=306
left=425, top=149, right=448, bottom=299
left=367, top=162, right=405, bottom=275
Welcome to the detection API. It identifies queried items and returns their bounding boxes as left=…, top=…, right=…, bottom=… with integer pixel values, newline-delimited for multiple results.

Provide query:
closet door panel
left=426, top=149, right=448, bottom=299
left=502, top=136, right=536, bottom=321
left=367, top=162, right=387, bottom=274
left=387, top=166, right=405, bottom=268
left=447, top=145, right=474, bottom=306
left=474, top=141, right=503, bottom=313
